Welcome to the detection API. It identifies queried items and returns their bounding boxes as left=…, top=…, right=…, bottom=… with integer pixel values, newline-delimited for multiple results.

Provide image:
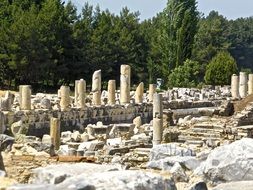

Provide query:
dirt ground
left=233, top=94, right=253, bottom=112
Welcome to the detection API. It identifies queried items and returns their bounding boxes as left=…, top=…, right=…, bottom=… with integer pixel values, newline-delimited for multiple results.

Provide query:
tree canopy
left=204, top=51, right=238, bottom=85
left=0, top=0, right=251, bottom=90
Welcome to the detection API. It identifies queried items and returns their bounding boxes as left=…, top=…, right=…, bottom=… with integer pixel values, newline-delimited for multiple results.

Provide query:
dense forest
left=0, top=0, right=252, bottom=91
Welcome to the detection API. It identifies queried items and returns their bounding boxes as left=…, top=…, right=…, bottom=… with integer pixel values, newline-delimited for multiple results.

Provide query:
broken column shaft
left=239, top=72, right=248, bottom=98
left=60, top=86, right=70, bottom=111
left=50, top=117, right=60, bottom=150
left=75, top=79, right=86, bottom=108
left=152, top=93, right=163, bottom=146
left=135, top=82, right=144, bottom=104
left=19, top=85, right=31, bottom=110
left=148, top=84, right=156, bottom=102
left=108, top=80, right=116, bottom=105
left=120, top=65, right=131, bottom=104
left=92, top=70, right=102, bottom=106
left=231, top=74, right=239, bottom=99
left=248, top=74, right=253, bottom=95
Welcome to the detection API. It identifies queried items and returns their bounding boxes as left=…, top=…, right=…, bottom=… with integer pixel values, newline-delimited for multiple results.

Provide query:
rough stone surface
left=57, top=170, right=177, bottom=190
left=7, top=184, right=55, bottom=190
left=170, top=162, right=188, bottom=182
left=212, top=181, right=253, bottom=190
left=147, top=156, right=200, bottom=171
left=195, top=138, right=253, bottom=182
left=30, top=163, right=121, bottom=184
left=150, top=143, right=195, bottom=161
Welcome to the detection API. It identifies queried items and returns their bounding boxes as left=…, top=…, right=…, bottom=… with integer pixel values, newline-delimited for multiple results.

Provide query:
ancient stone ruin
left=1, top=69, right=253, bottom=190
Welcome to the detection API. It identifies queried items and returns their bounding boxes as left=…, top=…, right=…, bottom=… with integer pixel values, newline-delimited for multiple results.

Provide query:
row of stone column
left=231, top=72, right=253, bottom=99
left=50, top=92, right=163, bottom=150
left=18, top=65, right=157, bottom=111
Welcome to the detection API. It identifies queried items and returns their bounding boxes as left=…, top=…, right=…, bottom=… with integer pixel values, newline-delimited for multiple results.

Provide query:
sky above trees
left=71, top=0, right=253, bottom=20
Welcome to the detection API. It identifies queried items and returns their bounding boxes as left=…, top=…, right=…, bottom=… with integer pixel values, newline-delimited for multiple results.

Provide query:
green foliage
left=154, top=0, right=199, bottom=84
left=240, top=68, right=252, bottom=75
left=227, top=17, right=253, bottom=71
left=168, top=59, right=201, bottom=88
left=192, top=11, right=230, bottom=64
left=204, top=51, right=238, bottom=85
left=0, top=0, right=252, bottom=91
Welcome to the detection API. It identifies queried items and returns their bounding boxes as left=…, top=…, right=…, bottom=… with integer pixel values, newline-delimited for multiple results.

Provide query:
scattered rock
left=30, top=163, right=121, bottom=184
left=212, top=181, right=253, bottom=190
left=195, top=138, right=253, bottom=182
left=150, top=143, right=195, bottom=161
left=170, top=162, right=188, bottom=182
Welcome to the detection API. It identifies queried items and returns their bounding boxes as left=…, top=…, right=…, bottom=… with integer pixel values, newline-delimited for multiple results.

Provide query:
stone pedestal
left=50, top=117, right=60, bottom=150
left=148, top=84, right=156, bottom=102
left=75, top=79, right=86, bottom=108
left=248, top=74, right=253, bottom=95
left=108, top=80, right=116, bottom=105
left=120, top=65, right=131, bottom=104
left=19, top=85, right=31, bottom=110
left=152, top=93, right=163, bottom=146
left=239, top=72, right=248, bottom=98
left=60, top=86, right=70, bottom=111
left=135, top=82, right=144, bottom=104
left=92, top=70, right=101, bottom=106
left=231, top=74, right=239, bottom=99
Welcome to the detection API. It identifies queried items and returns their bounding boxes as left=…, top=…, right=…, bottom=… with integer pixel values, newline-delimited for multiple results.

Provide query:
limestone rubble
left=1, top=71, right=253, bottom=189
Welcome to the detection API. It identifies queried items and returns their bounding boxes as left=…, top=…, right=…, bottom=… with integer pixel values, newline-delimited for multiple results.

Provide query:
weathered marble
left=231, top=74, right=239, bottom=99
left=92, top=70, right=101, bottom=106
left=75, top=79, right=86, bottom=108
left=108, top=80, right=116, bottom=105
left=120, top=65, right=131, bottom=104
left=19, top=85, right=31, bottom=110
left=135, top=82, right=144, bottom=104
left=59, top=86, right=70, bottom=111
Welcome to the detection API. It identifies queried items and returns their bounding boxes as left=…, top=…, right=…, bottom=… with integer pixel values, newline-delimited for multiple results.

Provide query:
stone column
left=19, top=85, right=31, bottom=110
left=231, top=74, right=239, bottom=99
left=148, top=84, right=156, bottom=102
left=74, top=80, right=79, bottom=105
left=248, top=74, right=253, bottom=95
left=120, top=65, right=131, bottom=104
left=75, top=79, right=86, bottom=108
left=60, top=86, right=70, bottom=111
left=92, top=70, right=101, bottom=106
left=50, top=117, right=60, bottom=150
left=153, top=93, right=163, bottom=146
left=108, top=80, right=116, bottom=105
left=135, top=82, right=144, bottom=104
left=239, top=72, right=248, bottom=98
left=0, top=112, right=5, bottom=134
